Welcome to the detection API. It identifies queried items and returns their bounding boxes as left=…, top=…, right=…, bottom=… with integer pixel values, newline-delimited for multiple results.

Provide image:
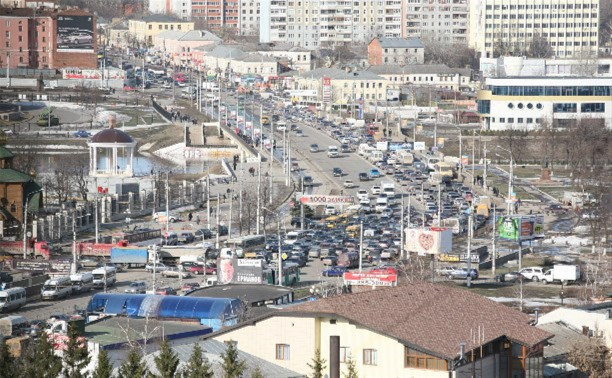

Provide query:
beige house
left=368, top=64, right=474, bottom=91
left=295, top=68, right=389, bottom=108
left=538, top=306, right=612, bottom=349
left=201, top=45, right=279, bottom=77
left=211, top=283, right=551, bottom=378
left=128, top=14, right=194, bottom=45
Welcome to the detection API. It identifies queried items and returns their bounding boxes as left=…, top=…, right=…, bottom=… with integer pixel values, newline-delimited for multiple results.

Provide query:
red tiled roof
left=284, top=282, right=552, bottom=359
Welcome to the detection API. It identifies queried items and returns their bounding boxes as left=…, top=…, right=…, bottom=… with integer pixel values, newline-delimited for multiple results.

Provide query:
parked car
left=333, top=167, right=343, bottom=177
left=501, top=271, right=522, bottom=283
left=161, top=267, right=192, bottom=278
left=73, top=130, right=91, bottom=138
left=145, top=263, right=169, bottom=273
left=449, top=268, right=479, bottom=280
left=181, top=282, right=200, bottom=292
left=188, top=264, right=217, bottom=275
left=124, top=281, right=147, bottom=294
left=437, top=266, right=456, bottom=277
left=155, top=287, right=177, bottom=295
left=322, top=266, right=347, bottom=277
left=519, top=267, right=545, bottom=282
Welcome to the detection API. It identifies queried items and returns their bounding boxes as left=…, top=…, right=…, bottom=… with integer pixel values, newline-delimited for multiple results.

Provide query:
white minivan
left=70, top=273, right=94, bottom=294
left=92, top=266, right=117, bottom=288
left=41, top=276, right=73, bottom=300
left=0, top=287, right=26, bottom=312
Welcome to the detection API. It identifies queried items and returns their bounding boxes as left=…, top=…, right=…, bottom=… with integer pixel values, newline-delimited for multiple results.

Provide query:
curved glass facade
left=489, top=85, right=611, bottom=96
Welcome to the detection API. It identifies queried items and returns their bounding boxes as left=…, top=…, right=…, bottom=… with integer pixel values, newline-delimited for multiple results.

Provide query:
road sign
left=281, top=253, right=288, bottom=260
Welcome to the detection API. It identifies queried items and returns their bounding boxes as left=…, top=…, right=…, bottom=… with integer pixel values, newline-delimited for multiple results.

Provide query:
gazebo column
left=128, top=147, right=134, bottom=176
left=112, top=147, right=118, bottom=175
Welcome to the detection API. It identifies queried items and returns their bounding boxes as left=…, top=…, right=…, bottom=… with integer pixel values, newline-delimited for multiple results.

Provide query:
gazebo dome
left=90, top=128, right=134, bottom=144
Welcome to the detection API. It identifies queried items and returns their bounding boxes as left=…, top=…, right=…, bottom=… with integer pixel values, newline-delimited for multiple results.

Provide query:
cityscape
left=0, top=0, right=611, bottom=377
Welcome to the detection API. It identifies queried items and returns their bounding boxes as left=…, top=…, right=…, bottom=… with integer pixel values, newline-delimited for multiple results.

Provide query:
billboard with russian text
left=57, top=15, right=94, bottom=53
left=299, top=195, right=354, bottom=206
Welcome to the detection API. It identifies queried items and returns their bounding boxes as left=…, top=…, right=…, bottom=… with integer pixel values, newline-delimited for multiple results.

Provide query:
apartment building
left=149, top=0, right=193, bottom=20
left=260, top=0, right=406, bottom=49
left=469, top=0, right=600, bottom=58
left=128, top=15, right=194, bottom=45
left=405, top=0, right=469, bottom=44
left=239, top=1, right=260, bottom=36
left=191, top=0, right=239, bottom=31
left=0, top=8, right=97, bottom=70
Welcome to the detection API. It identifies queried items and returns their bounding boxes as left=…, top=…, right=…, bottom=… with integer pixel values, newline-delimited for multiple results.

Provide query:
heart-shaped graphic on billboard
left=418, top=233, right=434, bottom=251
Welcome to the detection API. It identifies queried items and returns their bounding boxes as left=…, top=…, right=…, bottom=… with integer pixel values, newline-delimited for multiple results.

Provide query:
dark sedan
left=322, top=266, right=347, bottom=277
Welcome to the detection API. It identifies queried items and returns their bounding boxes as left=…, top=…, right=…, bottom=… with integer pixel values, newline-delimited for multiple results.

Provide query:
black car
left=332, top=168, right=343, bottom=177
left=359, top=172, right=369, bottom=181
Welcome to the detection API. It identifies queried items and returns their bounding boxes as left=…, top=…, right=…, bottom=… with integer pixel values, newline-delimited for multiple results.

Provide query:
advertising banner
left=461, top=155, right=469, bottom=166
left=234, top=259, right=264, bottom=284
left=405, top=227, right=453, bottom=255
left=299, top=195, right=354, bottom=206
left=57, top=15, right=94, bottom=53
left=389, top=142, right=412, bottom=151
left=498, top=216, right=520, bottom=241
left=343, top=272, right=397, bottom=287
left=376, top=141, right=389, bottom=151
left=497, top=215, right=545, bottom=242
left=289, top=89, right=317, bottom=97
left=413, top=141, right=426, bottom=151
left=322, top=77, right=332, bottom=103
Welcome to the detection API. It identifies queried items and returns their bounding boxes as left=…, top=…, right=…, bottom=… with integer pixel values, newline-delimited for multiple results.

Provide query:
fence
left=151, top=97, right=173, bottom=122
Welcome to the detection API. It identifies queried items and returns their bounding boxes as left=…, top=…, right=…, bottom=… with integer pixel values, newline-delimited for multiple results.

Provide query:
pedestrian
left=188, top=212, right=193, bottom=222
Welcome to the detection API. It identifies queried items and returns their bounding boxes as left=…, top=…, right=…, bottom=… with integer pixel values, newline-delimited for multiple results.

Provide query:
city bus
left=268, top=265, right=300, bottom=286
left=226, top=235, right=266, bottom=251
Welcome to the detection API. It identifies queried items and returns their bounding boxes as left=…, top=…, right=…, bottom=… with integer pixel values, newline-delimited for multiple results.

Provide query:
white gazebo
left=88, top=126, right=137, bottom=177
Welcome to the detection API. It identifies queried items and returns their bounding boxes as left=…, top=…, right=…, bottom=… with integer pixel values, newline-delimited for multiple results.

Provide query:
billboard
left=217, top=258, right=266, bottom=284
left=413, top=142, right=426, bottom=151
left=322, top=77, right=332, bottom=103
left=299, top=195, right=354, bottom=206
left=57, top=15, right=94, bottom=53
left=497, top=215, right=545, bottom=242
left=343, top=272, right=397, bottom=287
left=405, top=227, right=453, bottom=255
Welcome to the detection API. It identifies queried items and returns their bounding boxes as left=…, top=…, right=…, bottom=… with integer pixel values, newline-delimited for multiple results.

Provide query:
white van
left=368, top=150, right=383, bottom=163
left=0, top=315, right=28, bottom=338
left=41, top=276, right=72, bottom=300
left=92, top=266, right=117, bottom=288
left=381, top=182, right=395, bottom=196
left=70, top=273, right=94, bottom=294
left=375, top=196, right=389, bottom=212
left=285, top=230, right=308, bottom=245
left=0, top=287, right=26, bottom=312
left=327, top=146, right=339, bottom=158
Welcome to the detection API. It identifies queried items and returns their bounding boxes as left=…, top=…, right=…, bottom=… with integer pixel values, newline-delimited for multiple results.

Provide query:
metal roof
left=186, top=284, right=293, bottom=304
left=376, top=37, right=425, bottom=49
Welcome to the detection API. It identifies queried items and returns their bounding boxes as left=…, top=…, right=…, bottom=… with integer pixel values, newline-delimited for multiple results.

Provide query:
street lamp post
left=22, top=189, right=42, bottom=259
left=496, top=145, right=514, bottom=214
left=263, top=207, right=282, bottom=286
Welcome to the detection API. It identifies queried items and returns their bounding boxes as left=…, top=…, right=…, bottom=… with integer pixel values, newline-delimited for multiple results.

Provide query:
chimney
left=330, top=336, right=340, bottom=378
left=607, top=309, right=611, bottom=320
left=534, top=308, right=540, bottom=325
left=459, top=342, right=466, bottom=361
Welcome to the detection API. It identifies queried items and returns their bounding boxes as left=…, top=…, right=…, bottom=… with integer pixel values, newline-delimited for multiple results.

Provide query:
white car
left=343, top=180, right=356, bottom=189
left=371, top=185, right=381, bottom=195
left=519, top=267, right=545, bottom=282
left=324, top=205, right=337, bottom=216
left=153, top=211, right=177, bottom=222
left=161, top=267, right=192, bottom=278
left=375, top=204, right=388, bottom=213
left=357, top=189, right=369, bottom=201
left=359, top=198, right=370, bottom=206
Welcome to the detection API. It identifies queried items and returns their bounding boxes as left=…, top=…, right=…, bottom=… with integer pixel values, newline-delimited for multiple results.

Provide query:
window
left=405, top=347, right=447, bottom=370
left=581, top=103, right=605, bottom=113
left=553, top=103, right=577, bottom=113
left=363, top=349, right=377, bottom=366
left=340, top=347, right=351, bottom=363
left=276, top=344, right=290, bottom=360
left=508, top=118, right=515, bottom=123
left=500, top=118, right=506, bottom=123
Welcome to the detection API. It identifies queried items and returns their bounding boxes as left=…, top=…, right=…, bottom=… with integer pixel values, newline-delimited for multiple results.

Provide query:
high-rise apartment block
left=469, top=0, right=600, bottom=58
left=404, top=0, right=469, bottom=44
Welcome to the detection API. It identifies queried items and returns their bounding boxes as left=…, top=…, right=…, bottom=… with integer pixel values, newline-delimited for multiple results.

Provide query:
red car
left=188, top=265, right=217, bottom=275
left=181, top=282, right=201, bottom=292
left=155, top=287, right=177, bottom=296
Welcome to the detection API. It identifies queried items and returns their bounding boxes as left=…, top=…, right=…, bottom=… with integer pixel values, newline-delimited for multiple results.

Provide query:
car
left=194, top=228, right=213, bottom=239
left=181, top=282, right=201, bottom=292
left=450, top=268, right=479, bottom=280
left=519, top=267, right=546, bottom=282
left=310, top=144, right=320, bottom=152
left=369, top=168, right=381, bottom=178
left=188, top=264, right=217, bottom=275
left=546, top=203, right=567, bottom=214
left=65, top=32, right=93, bottom=45
left=371, top=186, right=381, bottom=195
left=501, top=271, right=522, bottom=283
left=145, top=263, right=169, bottom=273
left=161, top=82, right=172, bottom=89
left=155, top=287, right=177, bottom=296
left=153, top=211, right=177, bottom=222
left=295, top=129, right=304, bottom=137
left=324, top=205, right=337, bottom=216
left=359, top=172, right=369, bottom=181
left=322, top=256, right=338, bottom=266
left=332, top=167, right=343, bottom=177
left=177, top=232, right=195, bottom=244
left=161, top=267, right=192, bottom=278
left=437, top=266, right=457, bottom=277
left=322, top=266, right=346, bottom=277
left=343, top=180, right=356, bottom=189
left=73, top=130, right=91, bottom=138
left=124, top=281, right=147, bottom=294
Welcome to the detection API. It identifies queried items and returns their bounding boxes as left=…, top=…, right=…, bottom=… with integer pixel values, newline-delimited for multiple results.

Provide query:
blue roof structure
left=87, top=293, right=242, bottom=331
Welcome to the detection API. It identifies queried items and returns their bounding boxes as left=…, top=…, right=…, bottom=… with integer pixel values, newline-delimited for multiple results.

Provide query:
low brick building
left=368, top=37, right=425, bottom=66
left=0, top=145, right=42, bottom=236
left=0, top=7, right=97, bottom=70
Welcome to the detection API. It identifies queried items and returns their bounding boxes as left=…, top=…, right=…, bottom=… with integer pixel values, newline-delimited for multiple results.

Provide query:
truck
left=327, top=146, right=339, bottom=158
left=397, top=150, right=414, bottom=165
left=110, top=247, right=149, bottom=268
left=76, top=240, right=129, bottom=259
left=0, top=241, right=53, bottom=260
left=542, top=265, right=580, bottom=285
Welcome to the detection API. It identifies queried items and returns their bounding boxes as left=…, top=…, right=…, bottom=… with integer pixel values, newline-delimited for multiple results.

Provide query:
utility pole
left=71, top=215, right=77, bottom=275
left=165, top=173, right=170, bottom=233
left=472, top=130, right=476, bottom=185
left=492, top=204, right=497, bottom=277
left=483, top=141, right=488, bottom=190
left=94, top=196, right=99, bottom=244
left=437, top=184, right=441, bottom=226
left=300, top=176, right=305, bottom=231
left=256, top=157, right=261, bottom=234
left=400, top=195, right=405, bottom=260
left=216, top=193, right=220, bottom=249
left=358, top=220, right=364, bottom=272
left=467, top=213, right=473, bottom=288
left=286, top=140, right=291, bottom=187
left=152, top=245, right=158, bottom=293
left=206, top=175, right=211, bottom=229
left=228, top=187, right=233, bottom=237
left=508, top=154, right=514, bottom=214
left=277, top=214, right=282, bottom=286
left=458, top=129, right=463, bottom=174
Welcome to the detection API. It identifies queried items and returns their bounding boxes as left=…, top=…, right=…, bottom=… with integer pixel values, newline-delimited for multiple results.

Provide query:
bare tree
left=43, top=156, right=74, bottom=204
left=499, top=125, right=528, bottom=163
left=11, top=143, right=41, bottom=177
left=396, top=254, right=431, bottom=283
left=567, top=336, right=612, bottom=377
left=72, top=159, right=90, bottom=201
left=421, top=38, right=478, bottom=69
left=527, top=34, right=554, bottom=58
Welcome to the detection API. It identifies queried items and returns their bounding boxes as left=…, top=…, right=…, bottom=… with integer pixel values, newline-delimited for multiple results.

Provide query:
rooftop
left=156, top=30, right=220, bottom=42
left=144, top=339, right=302, bottom=378
left=284, top=282, right=552, bottom=360
left=0, top=168, right=37, bottom=183
left=207, top=45, right=246, bottom=59
left=368, top=64, right=462, bottom=75
left=537, top=322, right=590, bottom=360
left=90, top=128, right=134, bottom=144
left=136, top=14, right=191, bottom=23
left=300, top=67, right=384, bottom=81
left=375, top=37, right=425, bottom=49
left=85, top=316, right=210, bottom=349
left=186, top=284, right=293, bottom=305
